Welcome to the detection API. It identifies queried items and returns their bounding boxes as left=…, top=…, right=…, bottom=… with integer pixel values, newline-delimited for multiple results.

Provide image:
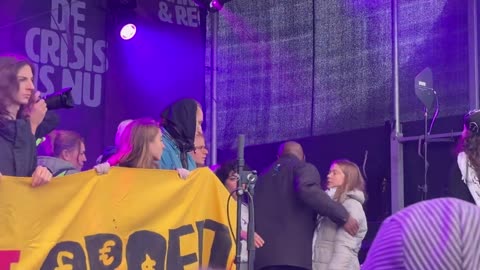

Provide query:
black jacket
left=254, top=154, right=349, bottom=270
left=448, top=161, right=476, bottom=204
left=0, top=111, right=58, bottom=176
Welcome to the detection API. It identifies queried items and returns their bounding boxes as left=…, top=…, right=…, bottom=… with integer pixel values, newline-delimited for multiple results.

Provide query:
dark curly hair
left=459, top=131, right=480, bottom=178
left=459, top=110, right=480, bottom=177
left=214, top=159, right=251, bottom=184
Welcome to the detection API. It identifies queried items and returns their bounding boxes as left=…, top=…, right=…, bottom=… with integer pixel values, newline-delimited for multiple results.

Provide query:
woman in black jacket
left=0, top=55, right=57, bottom=186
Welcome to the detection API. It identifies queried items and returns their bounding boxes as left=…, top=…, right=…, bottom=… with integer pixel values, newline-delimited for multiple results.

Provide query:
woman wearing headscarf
left=158, top=98, right=203, bottom=176
left=362, top=198, right=480, bottom=270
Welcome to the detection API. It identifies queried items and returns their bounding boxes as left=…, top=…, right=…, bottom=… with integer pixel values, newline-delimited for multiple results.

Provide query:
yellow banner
left=0, top=167, right=237, bottom=270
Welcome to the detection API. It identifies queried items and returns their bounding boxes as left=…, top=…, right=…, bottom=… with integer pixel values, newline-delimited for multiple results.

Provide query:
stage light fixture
left=193, top=0, right=234, bottom=12
left=120, top=23, right=136, bottom=40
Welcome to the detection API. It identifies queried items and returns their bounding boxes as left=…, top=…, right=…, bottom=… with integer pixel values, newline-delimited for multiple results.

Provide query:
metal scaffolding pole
left=390, top=1, right=478, bottom=213
left=390, top=0, right=404, bottom=214
left=469, top=0, right=479, bottom=110
left=210, top=12, right=218, bottom=165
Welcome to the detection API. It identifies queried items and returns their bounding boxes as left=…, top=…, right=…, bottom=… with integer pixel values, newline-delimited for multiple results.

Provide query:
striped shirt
left=362, top=198, right=480, bottom=270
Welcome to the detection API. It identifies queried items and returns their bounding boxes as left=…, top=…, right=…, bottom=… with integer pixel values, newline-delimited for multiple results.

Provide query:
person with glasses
left=158, top=99, right=203, bottom=179
left=191, top=134, right=208, bottom=167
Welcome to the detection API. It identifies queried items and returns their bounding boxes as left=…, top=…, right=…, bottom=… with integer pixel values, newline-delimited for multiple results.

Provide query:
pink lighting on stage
left=120, top=24, right=136, bottom=40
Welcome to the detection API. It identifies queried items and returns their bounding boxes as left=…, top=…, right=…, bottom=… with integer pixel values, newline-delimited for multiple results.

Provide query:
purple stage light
left=193, top=0, right=233, bottom=12
left=120, top=24, right=136, bottom=40
left=209, top=0, right=223, bottom=11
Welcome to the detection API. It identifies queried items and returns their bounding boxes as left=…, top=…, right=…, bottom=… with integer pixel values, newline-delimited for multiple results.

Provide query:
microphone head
left=237, top=134, right=245, bottom=168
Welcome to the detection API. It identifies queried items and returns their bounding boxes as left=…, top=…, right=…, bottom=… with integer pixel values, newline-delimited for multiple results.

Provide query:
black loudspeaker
left=414, top=67, right=436, bottom=111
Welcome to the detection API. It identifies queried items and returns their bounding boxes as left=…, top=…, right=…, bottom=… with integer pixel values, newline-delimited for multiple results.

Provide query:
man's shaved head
left=278, top=141, right=305, bottom=161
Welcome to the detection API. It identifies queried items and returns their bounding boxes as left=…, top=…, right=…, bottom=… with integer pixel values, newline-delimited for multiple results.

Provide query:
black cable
left=417, top=93, right=439, bottom=160
left=226, top=187, right=256, bottom=269
left=245, top=188, right=255, bottom=270
left=422, top=108, right=428, bottom=201
left=362, top=150, right=368, bottom=180
left=226, top=189, right=239, bottom=243
left=246, top=190, right=253, bottom=206
left=428, top=93, right=439, bottom=135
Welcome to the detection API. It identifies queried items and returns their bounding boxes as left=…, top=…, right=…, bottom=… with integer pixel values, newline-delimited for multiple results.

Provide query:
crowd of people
left=2, top=54, right=480, bottom=270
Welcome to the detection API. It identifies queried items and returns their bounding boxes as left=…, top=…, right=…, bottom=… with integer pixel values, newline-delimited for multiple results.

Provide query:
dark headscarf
left=161, top=98, right=198, bottom=158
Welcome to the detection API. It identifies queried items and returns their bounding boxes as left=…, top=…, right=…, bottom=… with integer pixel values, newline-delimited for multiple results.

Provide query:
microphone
left=235, top=134, right=246, bottom=266
left=237, top=134, right=245, bottom=172
left=234, top=134, right=257, bottom=269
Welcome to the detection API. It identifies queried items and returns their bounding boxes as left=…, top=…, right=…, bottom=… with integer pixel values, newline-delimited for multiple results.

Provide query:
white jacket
left=312, top=189, right=367, bottom=270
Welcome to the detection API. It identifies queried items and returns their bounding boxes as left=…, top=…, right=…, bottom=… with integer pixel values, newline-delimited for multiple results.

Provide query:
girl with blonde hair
left=114, top=118, right=165, bottom=169
left=312, top=159, right=368, bottom=270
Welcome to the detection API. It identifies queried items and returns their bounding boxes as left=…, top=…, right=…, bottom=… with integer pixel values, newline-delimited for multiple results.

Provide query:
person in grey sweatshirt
left=37, top=130, right=86, bottom=176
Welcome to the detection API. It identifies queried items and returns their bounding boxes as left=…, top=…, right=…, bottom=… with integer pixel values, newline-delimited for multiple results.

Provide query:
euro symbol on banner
left=141, top=254, right=156, bottom=270
left=98, top=240, right=116, bottom=266
left=54, top=251, right=74, bottom=270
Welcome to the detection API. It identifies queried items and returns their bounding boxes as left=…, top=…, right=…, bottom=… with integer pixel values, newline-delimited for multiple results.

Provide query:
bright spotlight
left=120, top=24, right=136, bottom=40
